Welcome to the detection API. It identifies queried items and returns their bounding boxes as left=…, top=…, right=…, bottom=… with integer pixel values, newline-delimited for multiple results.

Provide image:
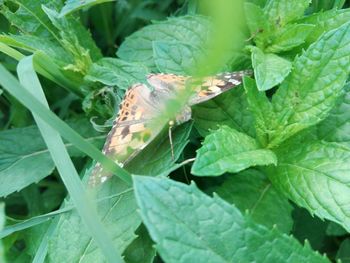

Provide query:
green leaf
left=244, top=2, right=268, bottom=36
left=244, top=2, right=274, bottom=49
left=1, top=1, right=101, bottom=74
left=123, top=225, right=155, bottom=263
left=191, top=126, right=277, bottom=176
left=317, top=88, right=350, bottom=147
left=49, top=123, right=191, bottom=262
left=133, top=176, right=329, bottom=263
left=210, top=169, right=293, bottom=233
left=270, top=21, right=350, bottom=147
left=0, top=0, right=60, bottom=37
left=336, top=239, right=350, bottom=263
left=42, top=5, right=101, bottom=66
left=265, top=24, right=314, bottom=53
left=300, top=8, right=350, bottom=48
left=0, top=119, right=104, bottom=197
left=264, top=0, right=311, bottom=27
left=48, top=176, right=139, bottom=263
left=117, top=15, right=210, bottom=69
left=1, top=1, right=101, bottom=61
left=192, top=87, right=255, bottom=137
left=0, top=1, right=101, bottom=92
left=250, top=46, right=291, bottom=91
left=267, top=140, right=350, bottom=232
left=85, top=57, right=149, bottom=89
left=59, top=0, right=116, bottom=17
left=153, top=41, right=204, bottom=75
left=43, top=5, right=101, bottom=60
left=243, top=76, right=275, bottom=146
left=326, top=222, right=348, bottom=236
left=247, top=2, right=313, bottom=51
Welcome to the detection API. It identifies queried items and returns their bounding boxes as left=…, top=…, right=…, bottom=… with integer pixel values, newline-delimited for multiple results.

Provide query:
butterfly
left=89, top=70, right=252, bottom=186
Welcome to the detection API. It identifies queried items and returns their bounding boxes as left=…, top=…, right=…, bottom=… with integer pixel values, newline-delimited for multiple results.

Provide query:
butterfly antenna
left=168, top=120, right=175, bottom=160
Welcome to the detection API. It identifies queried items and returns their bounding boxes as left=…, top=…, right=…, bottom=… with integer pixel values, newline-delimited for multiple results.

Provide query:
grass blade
left=32, top=217, right=59, bottom=263
left=0, top=42, right=25, bottom=61
left=0, top=206, right=72, bottom=239
left=16, top=56, right=123, bottom=263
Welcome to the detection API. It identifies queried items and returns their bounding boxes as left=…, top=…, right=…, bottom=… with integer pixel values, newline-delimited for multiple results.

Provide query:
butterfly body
left=89, top=70, right=251, bottom=186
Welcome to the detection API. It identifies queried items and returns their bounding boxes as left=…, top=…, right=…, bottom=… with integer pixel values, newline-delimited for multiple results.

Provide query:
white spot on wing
left=101, top=176, right=108, bottom=183
left=228, top=78, right=240, bottom=85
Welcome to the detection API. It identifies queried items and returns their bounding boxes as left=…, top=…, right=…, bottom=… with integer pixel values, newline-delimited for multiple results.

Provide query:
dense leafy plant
left=1, top=0, right=350, bottom=262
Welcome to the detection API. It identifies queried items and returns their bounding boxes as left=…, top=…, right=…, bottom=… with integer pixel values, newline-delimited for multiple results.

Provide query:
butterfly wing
left=89, top=83, right=165, bottom=186
left=147, top=71, right=251, bottom=106
left=89, top=70, right=252, bottom=186
left=189, top=71, right=251, bottom=105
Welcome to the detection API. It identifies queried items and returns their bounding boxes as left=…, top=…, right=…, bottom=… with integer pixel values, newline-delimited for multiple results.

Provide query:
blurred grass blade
left=33, top=52, right=82, bottom=96
left=32, top=216, right=59, bottom=263
left=0, top=42, right=25, bottom=61
left=0, top=60, right=131, bottom=185
left=16, top=56, right=123, bottom=263
left=0, top=190, right=127, bottom=239
left=196, top=0, right=244, bottom=76
left=0, top=43, right=81, bottom=96
left=0, top=206, right=73, bottom=239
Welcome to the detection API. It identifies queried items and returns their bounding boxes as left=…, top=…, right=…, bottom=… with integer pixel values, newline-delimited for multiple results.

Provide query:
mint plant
left=0, top=0, right=350, bottom=262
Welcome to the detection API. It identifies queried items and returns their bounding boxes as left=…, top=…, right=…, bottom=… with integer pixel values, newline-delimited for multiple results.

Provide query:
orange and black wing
left=189, top=70, right=251, bottom=105
left=89, top=70, right=252, bottom=186
left=89, top=84, right=164, bottom=186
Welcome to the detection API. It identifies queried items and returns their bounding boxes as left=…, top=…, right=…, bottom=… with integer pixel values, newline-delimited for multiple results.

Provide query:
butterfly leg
left=168, top=120, right=175, bottom=160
